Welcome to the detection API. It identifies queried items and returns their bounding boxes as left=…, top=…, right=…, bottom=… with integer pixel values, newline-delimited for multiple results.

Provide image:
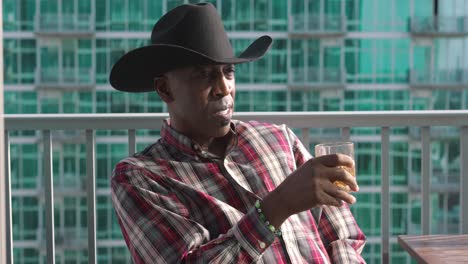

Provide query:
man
left=110, top=3, right=366, bottom=263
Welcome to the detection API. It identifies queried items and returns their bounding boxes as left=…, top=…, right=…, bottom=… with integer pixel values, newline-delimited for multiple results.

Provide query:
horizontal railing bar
left=5, top=111, right=468, bottom=130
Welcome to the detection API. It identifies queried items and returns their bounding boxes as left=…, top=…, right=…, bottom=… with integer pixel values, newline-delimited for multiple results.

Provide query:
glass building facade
left=3, top=0, right=468, bottom=263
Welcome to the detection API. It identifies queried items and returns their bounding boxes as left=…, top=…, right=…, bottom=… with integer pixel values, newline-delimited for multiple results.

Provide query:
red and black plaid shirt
left=111, top=120, right=366, bottom=263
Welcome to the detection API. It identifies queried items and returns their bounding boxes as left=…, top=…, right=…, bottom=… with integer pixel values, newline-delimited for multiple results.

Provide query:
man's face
left=162, top=64, right=236, bottom=144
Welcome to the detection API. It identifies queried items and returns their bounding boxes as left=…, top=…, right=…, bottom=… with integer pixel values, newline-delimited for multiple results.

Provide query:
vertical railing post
left=301, top=128, right=310, bottom=152
left=86, top=130, right=97, bottom=264
left=4, top=132, right=13, bottom=264
left=43, top=130, right=55, bottom=264
left=421, top=127, right=431, bottom=235
left=381, top=127, right=390, bottom=264
left=128, top=129, right=136, bottom=156
left=0, top=2, right=7, bottom=262
left=461, top=126, right=468, bottom=234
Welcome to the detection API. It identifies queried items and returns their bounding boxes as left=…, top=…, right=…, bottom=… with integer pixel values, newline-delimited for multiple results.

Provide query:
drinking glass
left=314, top=142, right=355, bottom=192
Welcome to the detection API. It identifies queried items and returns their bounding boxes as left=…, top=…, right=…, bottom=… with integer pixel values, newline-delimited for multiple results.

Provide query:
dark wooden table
left=398, top=235, right=468, bottom=263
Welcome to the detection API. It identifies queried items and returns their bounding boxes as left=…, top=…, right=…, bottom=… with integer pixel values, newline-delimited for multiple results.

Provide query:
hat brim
left=109, top=35, right=272, bottom=92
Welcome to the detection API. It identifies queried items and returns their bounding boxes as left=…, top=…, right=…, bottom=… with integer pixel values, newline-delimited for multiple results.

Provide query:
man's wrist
left=261, top=188, right=290, bottom=229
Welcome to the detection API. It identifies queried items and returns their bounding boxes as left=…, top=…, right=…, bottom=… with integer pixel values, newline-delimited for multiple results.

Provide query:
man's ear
left=154, top=76, right=174, bottom=103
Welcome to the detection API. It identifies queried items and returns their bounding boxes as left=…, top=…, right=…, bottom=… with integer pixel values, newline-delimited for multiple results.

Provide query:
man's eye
left=224, top=67, right=235, bottom=76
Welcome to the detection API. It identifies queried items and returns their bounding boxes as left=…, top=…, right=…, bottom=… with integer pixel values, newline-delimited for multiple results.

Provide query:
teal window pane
left=63, top=92, right=77, bottom=113
left=306, top=91, right=320, bottom=111
left=253, top=0, right=268, bottom=31
left=41, top=0, right=58, bottom=14
left=323, top=97, right=340, bottom=111
left=129, top=93, right=145, bottom=113
left=129, top=0, right=144, bottom=30
left=19, top=0, right=35, bottom=30
left=97, top=196, right=109, bottom=239
left=64, top=197, right=77, bottom=227
left=252, top=91, right=269, bottom=111
left=235, top=0, right=250, bottom=30
left=78, top=39, right=92, bottom=83
left=5, top=92, right=19, bottom=113
left=4, top=39, right=19, bottom=84
left=356, top=142, right=381, bottom=186
left=110, top=0, right=125, bottom=30
left=167, top=0, right=185, bottom=11
left=96, top=91, right=109, bottom=113
left=271, top=40, right=287, bottom=83
left=232, top=40, right=252, bottom=83
left=358, top=40, right=373, bottom=83
left=414, top=0, right=433, bottom=17
left=96, top=39, right=108, bottom=84
left=433, top=90, right=447, bottom=109
left=110, top=40, right=127, bottom=68
left=147, top=92, right=165, bottom=113
left=79, top=92, right=93, bottom=113
left=20, top=39, right=36, bottom=84
left=235, top=91, right=251, bottom=111
left=391, top=142, right=408, bottom=185
left=271, top=0, right=287, bottom=31
left=221, top=0, right=235, bottom=30
left=22, top=197, right=39, bottom=239
left=146, top=1, right=163, bottom=30
left=360, top=0, right=375, bottom=31
left=4, top=0, right=19, bottom=31
left=97, top=144, right=109, bottom=187
left=449, top=91, right=462, bottom=109
left=110, top=92, right=126, bottom=112
left=345, top=39, right=358, bottom=83
left=22, top=144, right=38, bottom=189
left=95, top=0, right=107, bottom=30
left=290, top=91, right=303, bottom=111
left=41, top=96, right=59, bottom=113
left=391, top=193, right=409, bottom=235
left=395, top=0, right=410, bottom=31
left=271, top=91, right=287, bottom=111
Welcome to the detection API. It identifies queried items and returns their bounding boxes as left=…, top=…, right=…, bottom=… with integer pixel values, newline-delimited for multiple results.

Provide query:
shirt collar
left=160, top=119, right=238, bottom=159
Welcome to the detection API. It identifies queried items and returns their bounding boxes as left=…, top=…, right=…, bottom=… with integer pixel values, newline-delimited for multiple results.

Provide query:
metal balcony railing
left=35, top=14, right=95, bottom=35
left=289, top=14, right=346, bottom=36
left=3, top=111, right=468, bottom=264
left=410, top=16, right=468, bottom=37
left=409, top=69, right=468, bottom=88
left=35, top=68, right=95, bottom=89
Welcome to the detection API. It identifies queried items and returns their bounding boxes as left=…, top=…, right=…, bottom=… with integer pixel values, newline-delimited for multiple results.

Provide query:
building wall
left=3, top=0, right=468, bottom=263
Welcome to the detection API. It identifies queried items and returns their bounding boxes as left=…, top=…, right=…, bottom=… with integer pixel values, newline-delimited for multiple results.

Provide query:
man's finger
left=328, top=167, right=359, bottom=192
left=317, top=190, right=343, bottom=207
left=323, top=184, right=357, bottom=205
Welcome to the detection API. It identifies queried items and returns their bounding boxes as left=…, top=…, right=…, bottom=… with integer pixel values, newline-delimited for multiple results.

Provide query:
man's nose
left=211, top=73, right=231, bottom=98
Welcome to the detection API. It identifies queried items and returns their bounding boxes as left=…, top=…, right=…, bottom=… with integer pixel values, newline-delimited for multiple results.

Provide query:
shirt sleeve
left=111, top=160, right=276, bottom=264
left=286, top=127, right=367, bottom=263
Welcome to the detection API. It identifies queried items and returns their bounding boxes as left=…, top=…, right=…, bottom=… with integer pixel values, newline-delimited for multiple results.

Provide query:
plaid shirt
left=111, top=120, right=366, bottom=263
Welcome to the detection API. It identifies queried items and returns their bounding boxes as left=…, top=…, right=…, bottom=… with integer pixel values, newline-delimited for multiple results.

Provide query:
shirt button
left=259, top=241, right=266, bottom=249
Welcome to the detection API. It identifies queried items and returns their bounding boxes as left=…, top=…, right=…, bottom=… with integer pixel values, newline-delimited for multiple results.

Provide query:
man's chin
left=212, top=121, right=232, bottom=138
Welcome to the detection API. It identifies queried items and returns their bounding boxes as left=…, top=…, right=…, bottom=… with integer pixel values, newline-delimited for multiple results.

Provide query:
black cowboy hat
left=109, top=3, right=272, bottom=92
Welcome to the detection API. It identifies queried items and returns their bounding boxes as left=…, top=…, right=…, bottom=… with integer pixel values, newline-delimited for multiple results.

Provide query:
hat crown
left=150, top=3, right=234, bottom=59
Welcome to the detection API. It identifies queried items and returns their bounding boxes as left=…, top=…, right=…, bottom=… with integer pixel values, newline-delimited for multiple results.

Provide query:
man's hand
left=261, top=154, right=358, bottom=228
